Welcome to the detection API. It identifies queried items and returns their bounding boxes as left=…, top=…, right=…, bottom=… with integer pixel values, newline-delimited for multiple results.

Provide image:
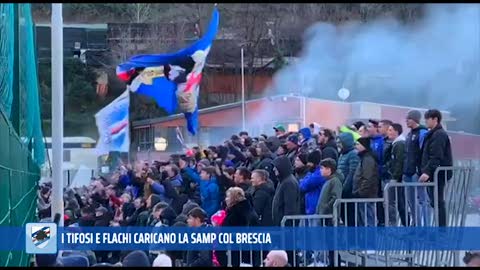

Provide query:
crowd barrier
left=276, top=165, right=474, bottom=267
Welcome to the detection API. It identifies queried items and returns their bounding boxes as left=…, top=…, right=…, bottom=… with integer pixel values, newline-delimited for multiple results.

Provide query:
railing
left=184, top=165, right=475, bottom=267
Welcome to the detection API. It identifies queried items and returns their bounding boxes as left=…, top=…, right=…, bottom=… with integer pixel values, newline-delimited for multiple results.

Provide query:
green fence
left=0, top=3, right=45, bottom=267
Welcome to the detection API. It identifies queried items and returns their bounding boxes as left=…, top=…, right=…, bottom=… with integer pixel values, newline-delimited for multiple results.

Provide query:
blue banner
left=7, top=226, right=480, bottom=252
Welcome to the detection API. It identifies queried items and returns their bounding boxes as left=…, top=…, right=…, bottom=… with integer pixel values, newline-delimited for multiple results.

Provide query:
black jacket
left=217, top=200, right=259, bottom=267
left=186, top=224, right=213, bottom=267
left=223, top=199, right=259, bottom=227
left=404, top=125, right=428, bottom=176
left=421, top=125, right=453, bottom=180
left=272, top=156, right=301, bottom=226
left=321, top=139, right=339, bottom=162
left=250, top=181, right=275, bottom=226
left=352, top=150, right=379, bottom=198
left=387, top=137, right=406, bottom=182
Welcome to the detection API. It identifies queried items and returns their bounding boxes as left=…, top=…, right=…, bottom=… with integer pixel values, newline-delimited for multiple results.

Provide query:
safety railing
left=332, top=198, right=385, bottom=267
left=382, top=166, right=474, bottom=267
left=281, top=214, right=334, bottom=267
left=220, top=165, right=475, bottom=267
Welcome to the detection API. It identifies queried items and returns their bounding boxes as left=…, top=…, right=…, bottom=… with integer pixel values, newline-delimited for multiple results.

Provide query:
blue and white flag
left=116, top=7, right=220, bottom=135
left=95, top=90, right=130, bottom=155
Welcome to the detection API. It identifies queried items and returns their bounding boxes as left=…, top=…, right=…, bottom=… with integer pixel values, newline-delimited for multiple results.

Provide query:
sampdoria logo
left=26, top=223, right=57, bottom=254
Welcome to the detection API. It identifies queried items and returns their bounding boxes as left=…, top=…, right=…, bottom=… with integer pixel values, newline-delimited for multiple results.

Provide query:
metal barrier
left=281, top=215, right=334, bottom=267
left=380, top=166, right=473, bottom=267
left=219, top=165, right=475, bottom=267
left=332, top=198, right=385, bottom=267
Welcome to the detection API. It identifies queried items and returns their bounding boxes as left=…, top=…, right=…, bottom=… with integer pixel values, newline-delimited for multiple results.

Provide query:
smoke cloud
left=270, top=4, right=480, bottom=133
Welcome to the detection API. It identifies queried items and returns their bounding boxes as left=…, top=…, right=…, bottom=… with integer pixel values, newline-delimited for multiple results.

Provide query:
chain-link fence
left=0, top=3, right=43, bottom=267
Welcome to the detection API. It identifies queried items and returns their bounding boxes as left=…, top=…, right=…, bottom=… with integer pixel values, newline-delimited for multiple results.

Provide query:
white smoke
left=270, top=4, right=480, bottom=133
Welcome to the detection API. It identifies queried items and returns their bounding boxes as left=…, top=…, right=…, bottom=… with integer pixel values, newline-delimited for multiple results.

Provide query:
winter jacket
left=321, top=139, right=339, bottom=162
left=150, top=181, right=167, bottom=202
left=122, top=206, right=146, bottom=226
left=223, top=199, right=259, bottom=227
left=299, top=127, right=317, bottom=152
left=382, top=137, right=393, bottom=180
left=316, top=172, right=343, bottom=215
left=370, top=135, right=384, bottom=175
left=250, top=181, right=275, bottom=226
left=337, top=133, right=360, bottom=198
left=286, top=148, right=299, bottom=166
left=227, top=142, right=247, bottom=165
left=158, top=177, right=186, bottom=214
left=186, top=224, right=213, bottom=267
left=217, top=200, right=259, bottom=267
left=299, top=167, right=326, bottom=215
left=185, top=168, right=220, bottom=217
left=403, top=125, right=428, bottom=176
left=272, top=156, right=301, bottom=226
left=420, top=124, right=453, bottom=181
left=387, top=135, right=406, bottom=182
left=352, top=150, right=379, bottom=198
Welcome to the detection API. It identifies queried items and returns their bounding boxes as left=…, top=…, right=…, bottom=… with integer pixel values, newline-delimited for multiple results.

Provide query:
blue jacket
left=338, top=133, right=360, bottom=198
left=185, top=168, right=220, bottom=217
left=299, top=127, right=312, bottom=141
left=370, top=135, right=385, bottom=175
left=299, top=167, right=326, bottom=215
left=169, top=174, right=184, bottom=189
left=151, top=182, right=168, bottom=202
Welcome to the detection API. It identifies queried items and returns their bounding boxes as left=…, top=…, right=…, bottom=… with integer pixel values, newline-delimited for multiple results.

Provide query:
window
left=136, top=126, right=154, bottom=151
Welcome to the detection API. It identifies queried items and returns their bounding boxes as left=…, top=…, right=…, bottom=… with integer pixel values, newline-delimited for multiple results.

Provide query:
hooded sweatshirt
left=337, top=133, right=360, bottom=199
left=299, top=127, right=317, bottom=153
left=272, top=156, right=301, bottom=226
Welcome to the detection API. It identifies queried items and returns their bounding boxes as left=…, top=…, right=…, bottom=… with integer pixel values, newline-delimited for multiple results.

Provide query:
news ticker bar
left=17, top=224, right=480, bottom=254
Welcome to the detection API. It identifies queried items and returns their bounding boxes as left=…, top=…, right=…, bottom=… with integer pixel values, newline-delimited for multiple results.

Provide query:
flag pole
left=241, top=47, right=246, bottom=131
left=51, top=3, right=64, bottom=226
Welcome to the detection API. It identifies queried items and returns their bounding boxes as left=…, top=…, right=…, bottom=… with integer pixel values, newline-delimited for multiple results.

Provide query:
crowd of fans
left=35, top=108, right=453, bottom=267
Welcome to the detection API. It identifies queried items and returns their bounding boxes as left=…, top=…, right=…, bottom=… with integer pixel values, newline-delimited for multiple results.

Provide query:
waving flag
left=116, top=7, right=220, bottom=135
left=95, top=90, right=130, bottom=155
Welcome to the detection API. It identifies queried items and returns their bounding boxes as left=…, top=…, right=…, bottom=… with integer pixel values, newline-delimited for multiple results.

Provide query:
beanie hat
left=198, top=159, right=210, bottom=167
left=287, top=134, right=299, bottom=145
left=307, top=150, right=322, bottom=166
left=297, top=153, right=308, bottom=165
left=153, top=253, right=173, bottom=267
left=407, top=110, right=422, bottom=124
left=357, top=137, right=371, bottom=151
left=122, top=251, right=151, bottom=267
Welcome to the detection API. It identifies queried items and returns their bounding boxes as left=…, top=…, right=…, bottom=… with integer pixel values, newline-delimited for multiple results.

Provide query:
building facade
left=132, top=95, right=480, bottom=162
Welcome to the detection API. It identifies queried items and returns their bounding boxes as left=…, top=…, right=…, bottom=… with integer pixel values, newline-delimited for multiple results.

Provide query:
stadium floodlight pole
left=51, top=3, right=64, bottom=227
left=241, top=47, right=246, bottom=132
